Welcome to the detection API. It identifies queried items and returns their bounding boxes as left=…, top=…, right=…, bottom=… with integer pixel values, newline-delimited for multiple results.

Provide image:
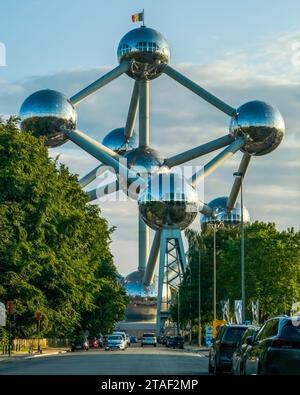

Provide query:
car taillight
left=271, top=338, right=299, bottom=349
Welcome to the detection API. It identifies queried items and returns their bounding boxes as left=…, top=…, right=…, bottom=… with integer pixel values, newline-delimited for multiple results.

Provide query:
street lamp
left=233, top=171, right=245, bottom=323
left=198, top=246, right=202, bottom=346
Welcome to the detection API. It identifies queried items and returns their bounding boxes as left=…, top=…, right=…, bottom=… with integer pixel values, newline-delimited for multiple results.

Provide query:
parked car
left=141, top=333, right=157, bottom=347
left=112, top=331, right=127, bottom=348
left=163, top=336, right=171, bottom=346
left=231, top=326, right=261, bottom=375
left=130, top=336, right=138, bottom=344
left=105, top=334, right=126, bottom=351
left=244, top=316, right=300, bottom=375
left=88, top=336, right=99, bottom=348
left=208, top=324, right=248, bottom=374
left=70, top=335, right=89, bottom=352
left=167, top=336, right=184, bottom=349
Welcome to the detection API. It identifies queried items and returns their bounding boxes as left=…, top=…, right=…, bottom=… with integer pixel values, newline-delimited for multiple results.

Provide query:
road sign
left=0, top=302, right=6, bottom=326
left=205, top=326, right=213, bottom=346
left=35, top=311, right=42, bottom=321
left=213, top=319, right=226, bottom=338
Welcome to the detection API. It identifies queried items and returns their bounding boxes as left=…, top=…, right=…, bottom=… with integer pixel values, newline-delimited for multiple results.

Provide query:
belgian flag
left=131, top=12, right=144, bottom=23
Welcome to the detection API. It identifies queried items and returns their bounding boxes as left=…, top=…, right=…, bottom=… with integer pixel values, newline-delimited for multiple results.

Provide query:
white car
left=106, top=335, right=126, bottom=351
left=141, top=333, right=157, bottom=347
left=112, top=331, right=127, bottom=347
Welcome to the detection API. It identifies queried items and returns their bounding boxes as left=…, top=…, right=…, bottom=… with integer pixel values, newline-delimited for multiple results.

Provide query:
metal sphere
left=124, top=147, right=164, bottom=176
left=19, top=89, right=77, bottom=148
left=117, top=26, right=170, bottom=80
left=230, top=100, right=285, bottom=156
left=200, top=196, right=250, bottom=229
left=123, top=271, right=169, bottom=321
left=138, top=172, right=199, bottom=231
left=102, top=128, right=138, bottom=154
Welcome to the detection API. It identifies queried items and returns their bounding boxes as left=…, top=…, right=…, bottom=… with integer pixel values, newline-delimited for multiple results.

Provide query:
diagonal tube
left=164, top=134, right=234, bottom=168
left=163, top=65, right=236, bottom=117
left=79, top=150, right=121, bottom=188
left=143, top=229, right=161, bottom=287
left=124, top=80, right=139, bottom=141
left=190, top=136, right=246, bottom=187
left=86, top=181, right=119, bottom=202
left=70, top=62, right=130, bottom=105
left=138, top=214, right=149, bottom=273
left=66, top=129, right=145, bottom=186
left=227, top=153, right=251, bottom=211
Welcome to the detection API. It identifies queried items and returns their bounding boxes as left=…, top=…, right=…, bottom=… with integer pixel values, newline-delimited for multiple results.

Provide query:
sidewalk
left=0, top=347, right=69, bottom=363
left=184, top=345, right=210, bottom=353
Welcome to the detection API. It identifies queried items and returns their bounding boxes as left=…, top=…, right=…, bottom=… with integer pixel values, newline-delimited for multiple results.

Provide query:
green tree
left=171, top=222, right=300, bottom=327
left=0, top=117, right=128, bottom=338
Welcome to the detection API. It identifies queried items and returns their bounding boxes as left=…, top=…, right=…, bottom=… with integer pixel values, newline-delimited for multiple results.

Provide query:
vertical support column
left=156, top=231, right=167, bottom=335
left=139, top=79, right=150, bottom=147
left=156, top=228, right=186, bottom=335
left=138, top=215, right=149, bottom=273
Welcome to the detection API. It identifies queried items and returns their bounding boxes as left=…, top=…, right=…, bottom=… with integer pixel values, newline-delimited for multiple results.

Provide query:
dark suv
left=209, top=324, right=248, bottom=374
left=244, top=316, right=300, bottom=375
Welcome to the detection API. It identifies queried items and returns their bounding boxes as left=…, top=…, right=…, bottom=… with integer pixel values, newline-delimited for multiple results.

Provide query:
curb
left=0, top=350, right=68, bottom=363
left=25, top=350, right=68, bottom=360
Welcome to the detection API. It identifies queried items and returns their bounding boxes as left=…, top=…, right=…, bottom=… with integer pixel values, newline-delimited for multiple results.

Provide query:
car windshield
left=108, top=335, right=122, bottom=340
left=223, top=327, right=248, bottom=342
left=280, top=320, right=300, bottom=339
left=143, top=334, right=155, bottom=337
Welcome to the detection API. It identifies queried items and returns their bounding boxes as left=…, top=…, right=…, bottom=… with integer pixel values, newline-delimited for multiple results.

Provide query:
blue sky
left=1, top=0, right=300, bottom=80
left=1, top=1, right=300, bottom=274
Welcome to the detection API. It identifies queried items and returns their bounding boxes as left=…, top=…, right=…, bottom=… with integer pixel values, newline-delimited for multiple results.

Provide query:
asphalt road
left=0, top=345, right=209, bottom=375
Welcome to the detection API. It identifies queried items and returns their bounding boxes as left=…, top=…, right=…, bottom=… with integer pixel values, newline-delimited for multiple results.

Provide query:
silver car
left=106, top=335, right=126, bottom=351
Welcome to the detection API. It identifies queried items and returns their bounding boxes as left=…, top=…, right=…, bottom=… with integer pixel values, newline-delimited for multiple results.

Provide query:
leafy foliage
left=171, top=222, right=300, bottom=326
left=0, top=117, right=128, bottom=338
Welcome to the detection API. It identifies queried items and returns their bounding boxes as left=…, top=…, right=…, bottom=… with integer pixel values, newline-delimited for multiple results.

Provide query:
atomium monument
left=19, top=23, right=285, bottom=334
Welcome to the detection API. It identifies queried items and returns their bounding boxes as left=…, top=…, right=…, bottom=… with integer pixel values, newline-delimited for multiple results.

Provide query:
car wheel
left=141, top=344, right=143, bottom=347
left=208, top=360, right=214, bottom=374
left=154, top=344, right=157, bottom=347
left=214, top=359, right=221, bottom=375
left=257, top=362, right=265, bottom=376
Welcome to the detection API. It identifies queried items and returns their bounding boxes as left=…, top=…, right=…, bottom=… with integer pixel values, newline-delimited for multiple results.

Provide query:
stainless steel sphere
left=117, top=26, right=170, bottom=80
left=123, top=271, right=170, bottom=321
left=124, top=271, right=157, bottom=322
left=138, top=172, right=199, bottom=231
left=102, top=128, right=138, bottom=154
left=124, top=147, right=164, bottom=176
left=19, top=89, right=77, bottom=148
left=230, top=100, right=285, bottom=156
left=200, top=196, right=250, bottom=229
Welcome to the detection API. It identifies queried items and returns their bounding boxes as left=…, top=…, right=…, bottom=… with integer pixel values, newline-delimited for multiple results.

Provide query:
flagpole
left=142, top=9, right=145, bottom=26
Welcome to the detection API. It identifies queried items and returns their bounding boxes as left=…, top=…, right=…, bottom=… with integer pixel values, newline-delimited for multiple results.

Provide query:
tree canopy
left=171, top=222, right=300, bottom=328
left=0, top=117, right=128, bottom=339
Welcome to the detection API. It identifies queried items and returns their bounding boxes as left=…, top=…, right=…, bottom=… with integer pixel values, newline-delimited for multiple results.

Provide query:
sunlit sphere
left=230, top=100, right=284, bottom=156
left=117, top=26, right=170, bottom=80
left=102, top=128, right=138, bottom=154
left=200, top=196, right=250, bottom=230
left=124, top=147, right=164, bottom=176
left=123, top=271, right=171, bottom=321
left=19, top=89, right=77, bottom=148
left=138, top=172, right=199, bottom=231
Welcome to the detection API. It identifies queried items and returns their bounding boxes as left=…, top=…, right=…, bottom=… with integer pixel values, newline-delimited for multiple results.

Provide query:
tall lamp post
left=198, top=246, right=202, bottom=346
left=233, top=171, right=245, bottom=323
left=213, top=222, right=217, bottom=321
